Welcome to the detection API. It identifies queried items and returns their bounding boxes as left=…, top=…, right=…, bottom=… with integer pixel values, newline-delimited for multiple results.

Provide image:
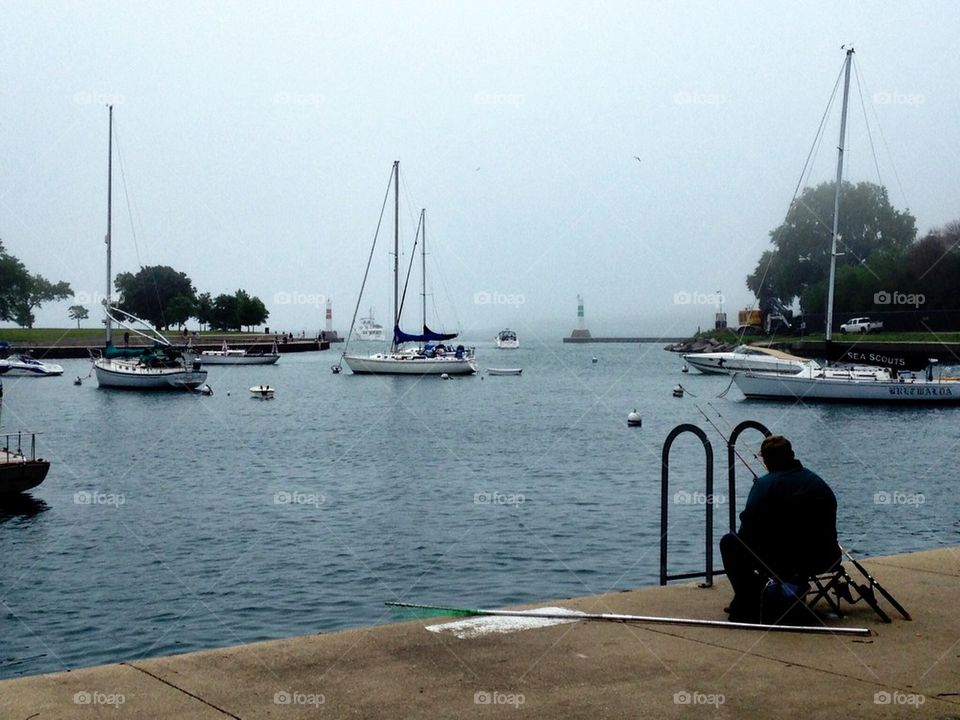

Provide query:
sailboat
left=342, top=161, right=477, bottom=376
left=733, top=49, right=960, bottom=403
left=92, top=106, right=208, bottom=391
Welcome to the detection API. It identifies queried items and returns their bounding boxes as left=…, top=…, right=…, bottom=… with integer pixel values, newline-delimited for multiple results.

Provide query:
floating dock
left=1, top=546, right=956, bottom=718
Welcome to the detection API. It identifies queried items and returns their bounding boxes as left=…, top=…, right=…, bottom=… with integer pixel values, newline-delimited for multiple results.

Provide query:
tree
left=114, top=266, right=196, bottom=330
left=209, top=293, right=240, bottom=331
left=0, top=241, right=73, bottom=328
left=165, top=295, right=196, bottom=330
left=746, top=181, right=916, bottom=312
left=236, top=289, right=269, bottom=330
left=195, top=292, right=213, bottom=331
left=68, top=304, right=89, bottom=328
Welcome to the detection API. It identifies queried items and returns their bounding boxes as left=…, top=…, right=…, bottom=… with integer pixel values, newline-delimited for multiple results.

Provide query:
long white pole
left=825, top=48, right=854, bottom=341
left=392, top=160, right=399, bottom=350
left=105, top=105, right=113, bottom=345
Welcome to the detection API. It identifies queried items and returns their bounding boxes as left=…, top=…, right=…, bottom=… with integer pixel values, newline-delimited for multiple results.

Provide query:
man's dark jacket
left=738, top=460, right=839, bottom=578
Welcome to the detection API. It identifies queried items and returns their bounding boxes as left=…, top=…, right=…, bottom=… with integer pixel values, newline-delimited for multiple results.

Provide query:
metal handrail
left=660, top=423, right=715, bottom=586
left=725, top=420, right=771, bottom=531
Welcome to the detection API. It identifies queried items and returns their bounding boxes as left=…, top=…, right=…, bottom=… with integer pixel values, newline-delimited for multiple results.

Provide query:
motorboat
left=250, top=385, right=275, bottom=398
left=0, top=351, right=64, bottom=377
left=187, top=340, right=280, bottom=365
left=0, top=430, right=50, bottom=496
left=355, top=311, right=386, bottom=341
left=683, top=345, right=811, bottom=375
left=495, top=329, right=519, bottom=349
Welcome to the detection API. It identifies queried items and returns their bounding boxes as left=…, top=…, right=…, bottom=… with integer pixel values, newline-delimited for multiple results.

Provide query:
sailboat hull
left=733, top=372, right=960, bottom=403
left=343, top=354, right=477, bottom=375
left=94, top=360, right=208, bottom=390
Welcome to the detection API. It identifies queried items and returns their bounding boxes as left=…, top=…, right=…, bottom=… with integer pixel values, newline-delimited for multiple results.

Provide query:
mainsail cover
left=393, top=325, right=458, bottom=345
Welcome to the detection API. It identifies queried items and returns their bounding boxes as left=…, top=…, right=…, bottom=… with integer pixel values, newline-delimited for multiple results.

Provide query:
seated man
left=720, top=435, right=839, bottom=622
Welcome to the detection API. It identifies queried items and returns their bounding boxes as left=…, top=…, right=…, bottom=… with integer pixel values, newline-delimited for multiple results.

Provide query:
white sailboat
left=683, top=345, right=810, bottom=375
left=92, top=106, right=208, bottom=391
left=733, top=48, right=960, bottom=404
left=354, top=310, right=386, bottom=341
left=342, top=161, right=477, bottom=376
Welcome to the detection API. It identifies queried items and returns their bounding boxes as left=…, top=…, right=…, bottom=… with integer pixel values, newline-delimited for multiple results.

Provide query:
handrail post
left=660, top=423, right=714, bottom=586
left=726, top=420, right=772, bottom=532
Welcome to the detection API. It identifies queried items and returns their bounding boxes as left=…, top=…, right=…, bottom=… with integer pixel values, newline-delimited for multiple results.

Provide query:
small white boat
left=495, top=329, right=519, bottom=349
left=250, top=385, right=275, bottom=398
left=682, top=345, right=811, bottom=376
left=487, top=367, right=522, bottom=376
left=0, top=352, right=64, bottom=377
left=189, top=340, right=280, bottom=365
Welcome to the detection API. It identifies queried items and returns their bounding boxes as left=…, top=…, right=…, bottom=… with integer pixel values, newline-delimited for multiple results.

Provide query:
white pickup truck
left=840, top=317, right=883, bottom=334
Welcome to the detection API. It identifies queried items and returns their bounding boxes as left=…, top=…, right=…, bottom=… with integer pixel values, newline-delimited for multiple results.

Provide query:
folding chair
left=804, top=549, right=911, bottom=624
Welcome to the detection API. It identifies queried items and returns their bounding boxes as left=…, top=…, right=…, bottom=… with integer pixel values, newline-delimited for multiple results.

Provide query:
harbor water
left=1, top=342, right=957, bottom=678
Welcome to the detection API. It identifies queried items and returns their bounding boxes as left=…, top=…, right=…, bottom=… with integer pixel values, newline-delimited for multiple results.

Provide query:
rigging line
left=694, top=404, right=759, bottom=479
left=855, top=60, right=910, bottom=210
left=748, top=59, right=845, bottom=308
left=706, top=401, right=764, bottom=471
left=113, top=121, right=168, bottom=329
left=852, top=59, right=884, bottom=190
left=340, top=166, right=394, bottom=362
left=398, top=212, right=424, bottom=326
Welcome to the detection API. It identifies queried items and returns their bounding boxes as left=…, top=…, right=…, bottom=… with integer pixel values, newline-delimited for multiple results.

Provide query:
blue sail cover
left=393, top=325, right=458, bottom=345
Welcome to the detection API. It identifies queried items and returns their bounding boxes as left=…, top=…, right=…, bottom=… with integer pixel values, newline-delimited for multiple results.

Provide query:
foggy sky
left=2, top=1, right=958, bottom=341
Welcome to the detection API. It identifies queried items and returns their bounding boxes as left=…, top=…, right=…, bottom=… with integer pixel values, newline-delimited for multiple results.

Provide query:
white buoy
left=73, top=376, right=82, bottom=386
left=440, top=373, right=450, bottom=380
left=672, top=384, right=684, bottom=398
left=592, top=356, right=598, bottom=364
left=627, top=410, right=642, bottom=427
left=197, top=384, right=213, bottom=396
left=681, top=364, right=689, bottom=373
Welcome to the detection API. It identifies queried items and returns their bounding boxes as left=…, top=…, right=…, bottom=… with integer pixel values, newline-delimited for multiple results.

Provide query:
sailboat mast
left=392, top=160, right=399, bottom=350
left=825, top=47, right=854, bottom=342
left=420, top=208, right=427, bottom=332
left=105, top=104, right=114, bottom=345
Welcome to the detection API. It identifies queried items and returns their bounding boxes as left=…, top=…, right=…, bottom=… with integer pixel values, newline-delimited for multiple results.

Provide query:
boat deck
left=1, top=546, right=957, bottom=718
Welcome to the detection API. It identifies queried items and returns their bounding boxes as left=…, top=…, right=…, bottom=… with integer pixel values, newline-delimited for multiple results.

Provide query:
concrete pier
left=1, top=547, right=956, bottom=718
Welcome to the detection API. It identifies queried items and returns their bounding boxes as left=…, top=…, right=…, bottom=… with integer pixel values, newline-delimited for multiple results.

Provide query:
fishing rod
left=386, top=602, right=871, bottom=636
left=695, top=404, right=761, bottom=479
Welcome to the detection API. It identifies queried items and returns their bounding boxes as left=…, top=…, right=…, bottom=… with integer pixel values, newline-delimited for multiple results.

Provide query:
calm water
left=1, top=342, right=958, bottom=678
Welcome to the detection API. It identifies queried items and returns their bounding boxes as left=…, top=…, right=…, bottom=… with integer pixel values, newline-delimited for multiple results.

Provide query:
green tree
left=209, top=293, right=240, bottom=331
left=195, top=292, right=213, bottom=331
left=747, top=181, right=916, bottom=312
left=68, top=304, right=90, bottom=328
left=0, top=241, right=73, bottom=328
left=236, top=289, right=269, bottom=331
left=114, top=266, right=196, bottom=330
left=165, top=295, right=196, bottom=330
